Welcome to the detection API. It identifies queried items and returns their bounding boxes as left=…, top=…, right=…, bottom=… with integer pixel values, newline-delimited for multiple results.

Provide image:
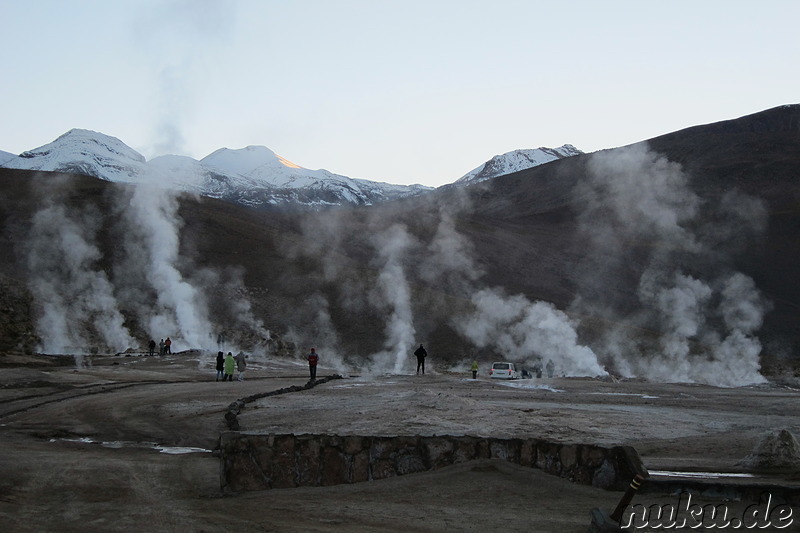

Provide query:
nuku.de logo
left=621, top=491, right=793, bottom=530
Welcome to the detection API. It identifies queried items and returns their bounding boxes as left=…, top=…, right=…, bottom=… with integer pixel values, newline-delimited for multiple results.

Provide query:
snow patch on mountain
left=457, top=145, right=582, bottom=185
left=0, top=150, right=16, bottom=165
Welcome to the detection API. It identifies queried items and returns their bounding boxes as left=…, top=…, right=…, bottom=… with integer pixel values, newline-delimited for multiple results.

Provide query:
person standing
left=148, top=339, right=156, bottom=356
left=235, top=351, right=247, bottom=381
left=471, top=360, right=479, bottom=379
left=414, top=344, right=428, bottom=375
left=215, top=351, right=225, bottom=381
left=165, top=337, right=172, bottom=355
left=159, top=339, right=165, bottom=356
left=223, top=352, right=235, bottom=381
left=307, top=348, right=319, bottom=381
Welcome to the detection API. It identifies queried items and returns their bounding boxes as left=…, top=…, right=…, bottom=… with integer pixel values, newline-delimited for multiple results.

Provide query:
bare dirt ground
left=1, top=352, right=800, bottom=532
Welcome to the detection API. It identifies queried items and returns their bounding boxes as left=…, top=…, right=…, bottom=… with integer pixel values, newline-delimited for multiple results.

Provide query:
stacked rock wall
left=219, top=432, right=646, bottom=493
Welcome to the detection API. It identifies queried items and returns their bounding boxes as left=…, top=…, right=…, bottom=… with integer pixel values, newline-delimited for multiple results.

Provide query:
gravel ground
left=1, top=352, right=799, bottom=532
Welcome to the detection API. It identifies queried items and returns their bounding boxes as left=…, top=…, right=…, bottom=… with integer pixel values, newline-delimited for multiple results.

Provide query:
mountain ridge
left=1, top=129, right=582, bottom=210
left=1, top=129, right=433, bottom=210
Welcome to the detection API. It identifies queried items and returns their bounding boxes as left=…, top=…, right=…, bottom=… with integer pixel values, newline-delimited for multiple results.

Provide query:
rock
left=592, top=460, right=616, bottom=489
left=740, top=429, right=800, bottom=470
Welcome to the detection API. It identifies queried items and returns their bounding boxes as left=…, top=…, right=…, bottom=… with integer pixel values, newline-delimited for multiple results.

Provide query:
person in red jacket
left=307, top=348, right=319, bottom=381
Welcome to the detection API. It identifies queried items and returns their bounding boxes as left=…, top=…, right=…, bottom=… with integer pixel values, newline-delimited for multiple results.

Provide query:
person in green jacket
left=223, top=352, right=235, bottom=382
left=471, top=360, right=479, bottom=379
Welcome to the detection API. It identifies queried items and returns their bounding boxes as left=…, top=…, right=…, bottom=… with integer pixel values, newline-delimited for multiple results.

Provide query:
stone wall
left=219, top=432, right=647, bottom=493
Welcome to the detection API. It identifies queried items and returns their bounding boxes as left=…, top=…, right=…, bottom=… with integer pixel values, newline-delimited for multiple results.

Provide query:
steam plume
left=573, top=144, right=770, bottom=386
left=368, top=224, right=418, bottom=374
left=24, top=184, right=133, bottom=357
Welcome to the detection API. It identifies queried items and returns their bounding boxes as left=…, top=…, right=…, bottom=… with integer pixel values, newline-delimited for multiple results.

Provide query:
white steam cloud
left=287, top=202, right=606, bottom=378
left=456, top=288, right=605, bottom=376
left=24, top=188, right=134, bottom=357
left=422, top=207, right=605, bottom=378
left=574, top=144, right=770, bottom=386
left=24, top=175, right=267, bottom=357
left=120, top=183, right=212, bottom=349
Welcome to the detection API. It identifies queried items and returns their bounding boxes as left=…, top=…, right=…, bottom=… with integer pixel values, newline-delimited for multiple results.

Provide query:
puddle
left=498, top=382, right=565, bottom=393
left=585, top=392, right=659, bottom=399
left=52, top=437, right=211, bottom=454
left=650, top=470, right=755, bottom=479
left=331, top=383, right=369, bottom=389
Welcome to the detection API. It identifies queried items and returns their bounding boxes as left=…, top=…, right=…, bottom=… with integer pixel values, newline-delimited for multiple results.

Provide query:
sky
left=1, top=0, right=798, bottom=187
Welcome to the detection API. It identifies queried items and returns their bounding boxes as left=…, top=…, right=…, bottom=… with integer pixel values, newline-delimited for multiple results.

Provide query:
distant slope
left=0, top=150, right=16, bottom=165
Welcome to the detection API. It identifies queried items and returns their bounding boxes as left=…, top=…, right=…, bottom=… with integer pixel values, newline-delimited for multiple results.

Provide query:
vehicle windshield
left=492, top=363, right=511, bottom=370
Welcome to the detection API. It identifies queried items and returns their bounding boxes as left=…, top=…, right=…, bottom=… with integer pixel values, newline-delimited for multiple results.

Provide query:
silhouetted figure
left=148, top=339, right=156, bottom=356
left=216, top=351, right=225, bottom=381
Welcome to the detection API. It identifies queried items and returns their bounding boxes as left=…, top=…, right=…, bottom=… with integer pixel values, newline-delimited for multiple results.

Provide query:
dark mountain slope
left=433, top=105, right=800, bottom=368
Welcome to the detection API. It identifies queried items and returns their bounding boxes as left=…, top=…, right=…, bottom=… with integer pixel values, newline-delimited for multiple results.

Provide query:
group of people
left=212, top=347, right=318, bottom=382
left=210, top=343, right=433, bottom=383
left=216, top=351, right=247, bottom=381
left=209, top=341, right=558, bottom=383
left=147, top=337, right=172, bottom=356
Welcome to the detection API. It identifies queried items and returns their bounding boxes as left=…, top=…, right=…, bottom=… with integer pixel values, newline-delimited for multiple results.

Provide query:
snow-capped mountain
left=200, top=146, right=432, bottom=207
left=1, top=130, right=583, bottom=209
left=1, top=129, right=432, bottom=210
left=5, top=129, right=148, bottom=182
left=456, top=145, right=583, bottom=185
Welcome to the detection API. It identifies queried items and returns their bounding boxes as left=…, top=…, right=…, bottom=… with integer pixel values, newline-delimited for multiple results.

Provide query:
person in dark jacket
left=215, top=351, right=225, bottom=381
left=414, top=344, right=427, bottom=375
left=307, top=348, right=319, bottom=381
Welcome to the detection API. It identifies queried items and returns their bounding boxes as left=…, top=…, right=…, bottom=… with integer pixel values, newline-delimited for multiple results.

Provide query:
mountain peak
left=201, top=145, right=305, bottom=177
left=457, top=145, right=583, bottom=185
left=6, top=128, right=147, bottom=181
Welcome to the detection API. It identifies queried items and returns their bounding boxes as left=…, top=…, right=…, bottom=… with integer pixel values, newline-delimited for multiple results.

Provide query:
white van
left=489, top=362, right=519, bottom=380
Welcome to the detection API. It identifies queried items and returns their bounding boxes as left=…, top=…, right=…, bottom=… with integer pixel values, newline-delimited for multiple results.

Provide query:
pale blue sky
left=1, top=0, right=797, bottom=186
